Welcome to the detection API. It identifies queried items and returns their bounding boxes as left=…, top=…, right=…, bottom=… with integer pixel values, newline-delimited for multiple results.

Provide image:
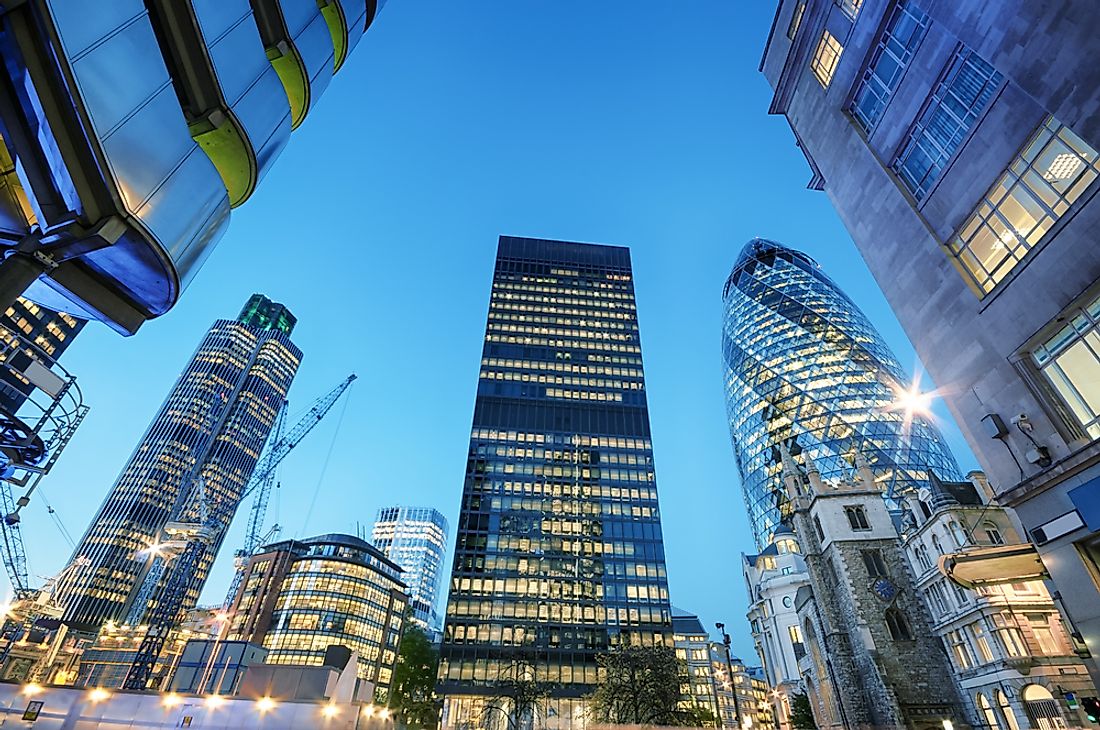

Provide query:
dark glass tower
left=721, top=239, right=962, bottom=549
left=58, top=295, right=302, bottom=631
left=438, top=236, right=672, bottom=728
left=0, top=297, right=84, bottom=414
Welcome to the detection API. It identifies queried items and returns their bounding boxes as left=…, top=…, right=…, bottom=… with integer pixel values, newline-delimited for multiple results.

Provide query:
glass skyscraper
left=721, top=239, right=961, bottom=548
left=58, top=294, right=301, bottom=631
left=438, top=236, right=672, bottom=729
left=371, top=506, right=449, bottom=631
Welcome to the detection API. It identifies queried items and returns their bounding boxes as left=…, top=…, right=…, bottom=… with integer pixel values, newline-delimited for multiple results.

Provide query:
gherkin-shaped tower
left=721, top=239, right=961, bottom=548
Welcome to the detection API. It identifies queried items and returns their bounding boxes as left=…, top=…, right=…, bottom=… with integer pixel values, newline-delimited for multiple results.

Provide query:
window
left=835, top=0, right=863, bottom=20
left=885, top=609, right=912, bottom=640
left=949, top=520, right=970, bottom=547
left=978, top=693, right=1001, bottom=730
left=997, top=690, right=1022, bottom=730
left=861, top=549, right=888, bottom=578
left=991, top=613, right=1028, bottom=657
left=948, top=118, right=1100, bottom=294
left=893, top=47, right=1003, bottom=200
left=850, top=0, right=929, bottom=131
left=914, top=543, right=932, bottom=571
left=947, top=629, right=974, bottom=668
left=971, top=621, right=995, bottom=663
left=1026, top=614, right=1062, bottom=655
left=982, top=521, right=1005, bottom=545
left=845, top=505, right=870, bottom=530
left=1033, top=290, right=1100, bottom=439
left=787, top=1, right=806, bottom=39
left=931, top=534, right=944, bottom=555
left=927, top=581, right=948, bottom=615
left=813, top=515, right=825, bottom=541
left=811, top=30, right=844, bottom=88
left=777, top=538, right=801, bottom=554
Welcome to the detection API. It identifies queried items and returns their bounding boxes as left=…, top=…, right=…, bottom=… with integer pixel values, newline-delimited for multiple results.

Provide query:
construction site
left=0, top=306, right=402, bottom=726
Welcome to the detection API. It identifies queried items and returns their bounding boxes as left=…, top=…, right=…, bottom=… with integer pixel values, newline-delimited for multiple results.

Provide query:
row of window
left=805, top=0, right=1100, bottom=307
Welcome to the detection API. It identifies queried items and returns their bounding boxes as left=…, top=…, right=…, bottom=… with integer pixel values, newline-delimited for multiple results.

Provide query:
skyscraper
left=721, top=238, right=961, bottom=548
left=59, top=294, right=301, bottom=631
left=371, top=506, right=448, bottom=631
left=438, top=236, right=672, bottom=729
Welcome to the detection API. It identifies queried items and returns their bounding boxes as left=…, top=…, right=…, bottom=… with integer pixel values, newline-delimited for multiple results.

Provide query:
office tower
left=761, top=0, right=1100, bottom=683
left=438, top=236, right=673, bottom=729
left=371, top=506, right=449, bottom=631
left=226, top=533, right=408, bottom=689
left=0, top=0, right=387, bottom=335
left=58, top=294, right=301, bottom=631
left=0, top=298, right=84, bottom=414
left=722, top=238, right=962, bottom=548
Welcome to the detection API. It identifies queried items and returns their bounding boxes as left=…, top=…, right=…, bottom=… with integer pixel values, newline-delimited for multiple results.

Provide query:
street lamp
left=715, top=623, right=743, bottom=729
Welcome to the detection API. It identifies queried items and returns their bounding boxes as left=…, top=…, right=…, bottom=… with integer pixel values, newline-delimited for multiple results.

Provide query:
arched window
left=885, top=609, right=912, bottom=641
left=982, top=521, right=1005, bottom=545
left=949, top=520, right=969, bottom=547
left=931, top=534, right=944, bottom=555
left=914, top=543, right=932, bottom=571
left=978, top=693, right=1001, bottom=730
left=996, top=690, right=1021, bottom=730
left=1022, top=685, right=1067, bottom=730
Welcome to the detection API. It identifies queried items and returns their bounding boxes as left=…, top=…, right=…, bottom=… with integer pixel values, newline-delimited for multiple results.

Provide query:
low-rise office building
left=226, top=533, right=407, bottom=694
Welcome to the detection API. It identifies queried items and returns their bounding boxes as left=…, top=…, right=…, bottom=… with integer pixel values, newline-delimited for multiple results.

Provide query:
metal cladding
left=56, top=298, right=301, bottom=632
left=721, top=238, right=962, bottom=549
left=0, top=0, right=385, bottom=334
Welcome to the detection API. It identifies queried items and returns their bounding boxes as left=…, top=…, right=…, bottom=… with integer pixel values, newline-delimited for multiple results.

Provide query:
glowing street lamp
left=257, top=696, right=277, bottom=713
left=162, top=693, right=181, bottom=708
left=322, top=703, right=340, bottom=719
left=88, top=688, right=111, bottom=703
left=22, top=683, right=42, bottom=696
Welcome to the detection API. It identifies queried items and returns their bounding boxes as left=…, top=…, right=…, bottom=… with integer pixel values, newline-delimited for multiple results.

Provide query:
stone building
left=673, top=609, right=722, bottom=722
left=759, top=0, right=1100, bottom=683
left=743, top=525, right=812, bottom=730
left=780, top=446, right=968, bottom=730
left=899, top=472, right=1097, bottom=728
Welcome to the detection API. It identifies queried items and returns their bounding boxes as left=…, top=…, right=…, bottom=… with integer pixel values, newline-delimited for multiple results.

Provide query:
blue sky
left=17, top=1, right=976, bottom=659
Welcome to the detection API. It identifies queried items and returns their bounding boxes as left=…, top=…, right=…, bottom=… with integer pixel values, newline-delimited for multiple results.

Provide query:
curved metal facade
left=721, top=238, right=961, bottom=548
left=0, top=0, right=385, bottom=333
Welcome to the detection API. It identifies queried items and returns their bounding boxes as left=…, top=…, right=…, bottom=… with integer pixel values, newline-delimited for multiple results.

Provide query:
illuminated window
left=850, top=1, right=929, bottom=131
left=948, top=118, right=1100, bottom=294
left=978, top=693, right=1001, bottom=730
left=1033, top=291, right=1100, bottom=439
left=893, top=47, right=1002, bottom=199
left=981, top=521, right=1005, bottom=545
left=835, top=0, right=863, bottom=20
left=991, top=613, right=1028, bottom=657
left=971, top=622, right=995, bottom=663
left=811, top=30, right=844, bottom=88
left=947, top=629, right=974, bottom=668
left=787, top=1, right=806, bottom=39
left=1026, top=614, right=1062, bottom=655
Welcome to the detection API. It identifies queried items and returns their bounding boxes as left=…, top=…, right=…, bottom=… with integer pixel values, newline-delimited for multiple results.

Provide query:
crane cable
left=298, top=380, right=354, bottom=537
left=36, top=485, right=76, bottom=550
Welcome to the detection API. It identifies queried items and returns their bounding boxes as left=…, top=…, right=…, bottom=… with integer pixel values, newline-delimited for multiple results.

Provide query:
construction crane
left=122, top=374, right=356, bottom=690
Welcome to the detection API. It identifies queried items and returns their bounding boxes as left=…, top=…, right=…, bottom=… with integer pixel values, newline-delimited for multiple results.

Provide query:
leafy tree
left=588, top=644, right=687, bottom=726
left=387, top=625, right=440, bottom=729
left=790, top=692, right=817, bottom=730
left=482, top=656, right=558, bottom=730
left=679, top=701, right=719, bottom=728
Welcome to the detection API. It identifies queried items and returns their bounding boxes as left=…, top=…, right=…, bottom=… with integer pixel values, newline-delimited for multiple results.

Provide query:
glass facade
left=438, top=236, right=672, bottom=727
left=371, top=506, right=449, bottom=631
left=228, top=534, right=407, bottom=688
left=893, top=47, right=1002, bottom=200
left=721, top=239, right=961, bottom=548
left=57, top=295, right=302, bottom=632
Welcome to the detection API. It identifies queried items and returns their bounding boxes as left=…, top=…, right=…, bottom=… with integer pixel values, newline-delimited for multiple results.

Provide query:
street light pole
left=715, top=623, right=743, bottom=729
